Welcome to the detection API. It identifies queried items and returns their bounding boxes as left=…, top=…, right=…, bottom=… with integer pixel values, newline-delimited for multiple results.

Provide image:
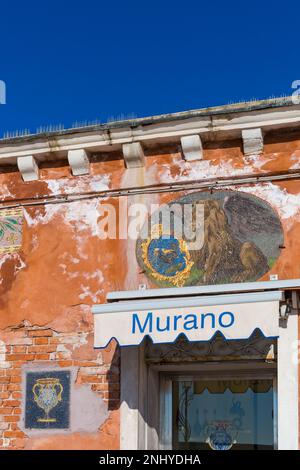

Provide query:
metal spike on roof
left=2, top=128, right=32, bottom=139
left=106, top=112, right=137, bottom=123
left=71, top=118, right=103, bottom=129
left=36, top=123, right=65, bottom=134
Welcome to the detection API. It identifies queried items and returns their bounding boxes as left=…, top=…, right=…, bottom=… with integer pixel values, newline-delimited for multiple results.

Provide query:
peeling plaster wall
left=0, top=134, right=300, bottom=449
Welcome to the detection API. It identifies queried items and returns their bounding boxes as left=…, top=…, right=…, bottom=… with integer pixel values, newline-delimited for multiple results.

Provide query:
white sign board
left=93, top=298, right=279, bottom=348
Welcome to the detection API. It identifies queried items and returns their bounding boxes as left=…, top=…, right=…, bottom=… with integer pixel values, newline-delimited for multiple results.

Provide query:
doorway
left=120, top=325, right=298, bottom=449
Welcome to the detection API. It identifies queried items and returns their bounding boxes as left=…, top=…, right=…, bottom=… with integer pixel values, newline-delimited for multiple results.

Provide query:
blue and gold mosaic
left=25, top=370, right=70, bottom=429
left=140, top=224, right=193, bottom=287
left=136, top=190, right=284, bottom=288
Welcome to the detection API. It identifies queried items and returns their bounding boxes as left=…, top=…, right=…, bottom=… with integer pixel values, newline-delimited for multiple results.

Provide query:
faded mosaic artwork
left=25, top=371, right=70, bottom=429
left=136, top=190, right=284, bottom=288
left=0, top=208, right=23, bottom=254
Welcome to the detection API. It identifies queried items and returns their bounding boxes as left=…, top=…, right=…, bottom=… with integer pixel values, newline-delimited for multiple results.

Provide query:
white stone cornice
left=122, top=142, right=145, bottom=168
left=181, top=135, right=203, bottom=161
left=68, top=149, right=90, bottom=175
left=242, top=128, right=264, bottom=155
left=17, top=155, right=39, bottom=181
left=0, top=102, right=300, bottom=173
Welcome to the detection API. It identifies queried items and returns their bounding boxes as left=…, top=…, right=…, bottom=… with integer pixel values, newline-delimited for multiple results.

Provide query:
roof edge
left=0, top=96, right=296, bottom=146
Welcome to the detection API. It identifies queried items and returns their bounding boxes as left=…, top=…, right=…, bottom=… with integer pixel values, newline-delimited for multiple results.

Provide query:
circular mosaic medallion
left=136, top=190, right=284, bottom=288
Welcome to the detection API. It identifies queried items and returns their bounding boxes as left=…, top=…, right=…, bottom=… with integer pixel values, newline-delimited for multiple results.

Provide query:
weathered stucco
left=0, top=120, right=300, bottom=449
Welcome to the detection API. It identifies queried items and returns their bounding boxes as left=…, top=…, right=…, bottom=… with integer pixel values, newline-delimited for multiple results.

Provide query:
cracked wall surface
left=0, top=134, right=300, bottom=449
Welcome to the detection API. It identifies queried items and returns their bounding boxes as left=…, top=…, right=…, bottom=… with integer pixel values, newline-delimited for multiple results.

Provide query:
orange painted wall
left=0, top=133, right=299, bottom=449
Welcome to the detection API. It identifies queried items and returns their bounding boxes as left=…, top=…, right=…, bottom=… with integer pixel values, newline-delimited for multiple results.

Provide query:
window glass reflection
left=173, top=379, right=274, bottom=450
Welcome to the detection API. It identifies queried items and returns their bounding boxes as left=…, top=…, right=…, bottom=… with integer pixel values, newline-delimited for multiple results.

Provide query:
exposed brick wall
left=0, top=327, right=120, bottom=449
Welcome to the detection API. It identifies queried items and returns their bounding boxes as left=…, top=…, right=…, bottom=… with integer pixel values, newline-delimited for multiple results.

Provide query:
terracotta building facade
left=0, top=97, right=299, bottom=450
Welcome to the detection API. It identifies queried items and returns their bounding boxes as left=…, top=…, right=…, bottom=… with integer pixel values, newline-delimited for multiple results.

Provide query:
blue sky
left=0, top=1, right=299, bottom=137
